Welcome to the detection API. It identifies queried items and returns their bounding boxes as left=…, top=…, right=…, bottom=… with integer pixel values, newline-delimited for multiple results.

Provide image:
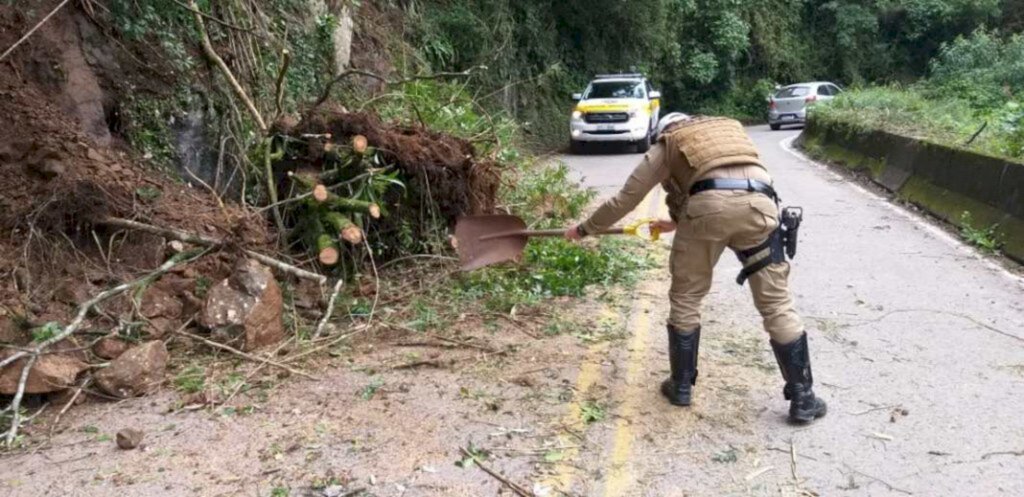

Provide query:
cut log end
left=368, top=204, right=381, bottom=219
left=312, top=184, right=329, bottom=202
left=341, top=226, right=364, bottom=245
left=352, top=135, right=369, bottom=155
left=319, top=247, right=340, bottom=266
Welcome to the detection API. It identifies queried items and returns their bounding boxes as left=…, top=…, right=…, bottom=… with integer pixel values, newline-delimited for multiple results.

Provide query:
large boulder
left=0, top=353, right=88, bottom=394
left=198, top=260, right=284, bottom=351
left=94, top=341, right=168, bottom=398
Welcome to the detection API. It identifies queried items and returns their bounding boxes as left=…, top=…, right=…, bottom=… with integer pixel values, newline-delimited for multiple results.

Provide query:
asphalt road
left=553, top=125, right=1024, bottom=496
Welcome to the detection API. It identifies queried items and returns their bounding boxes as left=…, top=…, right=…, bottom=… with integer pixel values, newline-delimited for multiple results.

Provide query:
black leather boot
left=771, top=333, right=827, bottom=423
left=661, top=325, right=700, bottom=406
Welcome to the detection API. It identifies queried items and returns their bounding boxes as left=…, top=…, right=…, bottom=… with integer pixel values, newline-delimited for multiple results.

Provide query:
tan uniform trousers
left=668, top=189, right=804, bottom=344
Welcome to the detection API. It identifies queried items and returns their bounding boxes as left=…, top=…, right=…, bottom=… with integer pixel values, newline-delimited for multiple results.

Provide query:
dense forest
left=407, top=0, right=1024, bottom=150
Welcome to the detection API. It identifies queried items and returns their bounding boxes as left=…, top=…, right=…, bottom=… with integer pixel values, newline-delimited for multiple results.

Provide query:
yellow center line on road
left=546, top=338, right=610, bottom=492
left=602, top=296, right=652, bottom=496
left=546, top=190, right=661, bottom=495
left=602, top=189, right=664, bottom=497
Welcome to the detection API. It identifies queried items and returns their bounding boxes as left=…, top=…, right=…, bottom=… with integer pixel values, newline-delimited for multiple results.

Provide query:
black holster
left=734, top=206, right=803, bottom=285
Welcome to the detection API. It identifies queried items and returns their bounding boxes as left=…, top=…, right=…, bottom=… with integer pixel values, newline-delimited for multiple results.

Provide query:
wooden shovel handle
left=479, top=227, right=625, bottom=241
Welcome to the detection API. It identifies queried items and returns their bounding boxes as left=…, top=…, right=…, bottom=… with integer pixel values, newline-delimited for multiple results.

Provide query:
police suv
left=569, top=74, right=662, bottom=154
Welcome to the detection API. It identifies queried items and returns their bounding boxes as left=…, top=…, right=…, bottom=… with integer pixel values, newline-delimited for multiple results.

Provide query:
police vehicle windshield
left=584, top=81, right=644, bottom=99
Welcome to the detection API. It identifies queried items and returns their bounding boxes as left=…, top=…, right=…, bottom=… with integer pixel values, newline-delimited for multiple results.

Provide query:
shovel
left=453, top=214, right=660, bottom=271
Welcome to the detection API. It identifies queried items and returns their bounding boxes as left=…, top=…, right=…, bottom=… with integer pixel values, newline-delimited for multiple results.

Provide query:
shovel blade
left=454, top=215, right=530, bottom=271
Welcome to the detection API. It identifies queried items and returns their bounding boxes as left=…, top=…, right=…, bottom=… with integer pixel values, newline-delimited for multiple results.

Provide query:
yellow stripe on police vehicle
left=569, top=73, right=662, bottom=155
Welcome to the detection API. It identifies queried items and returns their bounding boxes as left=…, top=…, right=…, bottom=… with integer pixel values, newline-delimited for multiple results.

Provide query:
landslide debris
left=0, top=2, right=505, bottom=445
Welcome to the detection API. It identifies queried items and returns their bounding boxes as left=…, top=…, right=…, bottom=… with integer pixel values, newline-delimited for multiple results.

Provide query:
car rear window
left=775, top=86, right=810, bottom=98
left=585, top=82, right=644, bottom=99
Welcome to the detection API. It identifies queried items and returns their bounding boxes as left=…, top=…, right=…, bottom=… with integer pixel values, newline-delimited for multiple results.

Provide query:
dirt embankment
left=0, top=6, right=267, bottom=319
left=0, top=2, right=504, bottom=448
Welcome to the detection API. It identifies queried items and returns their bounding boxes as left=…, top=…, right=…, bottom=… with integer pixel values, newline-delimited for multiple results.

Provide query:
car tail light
left=805, top=95, right=817, bottom=103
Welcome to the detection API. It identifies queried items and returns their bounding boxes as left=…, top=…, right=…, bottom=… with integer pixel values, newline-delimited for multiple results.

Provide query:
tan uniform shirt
left=581, top=142, right=772, bottom=234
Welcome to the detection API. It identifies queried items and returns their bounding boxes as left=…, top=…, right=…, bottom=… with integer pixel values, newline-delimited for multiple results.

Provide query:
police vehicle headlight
left=571, top=110, right=583, bottom=120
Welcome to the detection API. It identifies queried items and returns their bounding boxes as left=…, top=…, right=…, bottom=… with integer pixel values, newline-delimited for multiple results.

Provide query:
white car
left=768, top=82, right=843, bottom=130
left=569, top=74, right=661, bottom=154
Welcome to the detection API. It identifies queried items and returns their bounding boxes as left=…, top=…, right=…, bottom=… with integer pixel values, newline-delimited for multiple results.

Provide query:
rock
left=154, top=274, right=196, bottom=297
left=92, top=335, right=130, bottom=360
left=116, top=428, right=144, bottom=450
left=140, top=286, right=182, bottom=320
left=94, top=341, right=168, bottom=398
left=0, top=353, right=88, bottom=394
left=144, top=317, right=176, bottom=339
left=54, top=281, right=94, bottom=306
left=199, top=260, right=284, bottom=351
left=86, top=147, right=109, bottom=164
left=322, top=485, right=346, bottom=497
left=0, top=316, right=28, bottom=345
left=35, top=158, right=66, bottom=179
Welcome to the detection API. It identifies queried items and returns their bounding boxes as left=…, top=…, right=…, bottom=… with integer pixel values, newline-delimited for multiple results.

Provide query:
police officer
left=565, top=113, right=827, bottom=424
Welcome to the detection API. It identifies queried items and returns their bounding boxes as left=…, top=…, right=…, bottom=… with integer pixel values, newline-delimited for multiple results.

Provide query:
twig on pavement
left=845, top=465, right=913, bottom=495
left=313, top=278, right=345, bottom=339
left=459, top=447, right=535, bottom=497
left=4, top=354, right=38, bottom=446
left=49, top=377, right=92, bottom=438
left=175, top=329, right=317, bottom=380
left=981, top=449, right=1024, bottom=460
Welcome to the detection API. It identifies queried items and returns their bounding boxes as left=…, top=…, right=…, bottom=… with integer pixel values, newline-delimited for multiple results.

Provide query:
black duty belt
left=689, top=178, right=778, bottom=202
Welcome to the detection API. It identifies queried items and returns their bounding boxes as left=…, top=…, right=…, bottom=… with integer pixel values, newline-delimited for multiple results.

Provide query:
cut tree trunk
left=322, top=212, right=363, bottom=244
left=317, top=234, right=340, bottom=266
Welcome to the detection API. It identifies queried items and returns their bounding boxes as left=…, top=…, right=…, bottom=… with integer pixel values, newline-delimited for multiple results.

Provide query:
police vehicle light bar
left=594, top=73, right=644, bottom=80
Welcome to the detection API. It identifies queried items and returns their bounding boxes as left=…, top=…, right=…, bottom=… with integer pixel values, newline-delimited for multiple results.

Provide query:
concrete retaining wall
left=796, top=120, right=1024, bottom=263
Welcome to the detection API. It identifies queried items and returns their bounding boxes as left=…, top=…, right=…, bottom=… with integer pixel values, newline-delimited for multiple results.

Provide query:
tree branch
left=96, top=217, right=327, bottom=284
left=189, top=0, right=267, bottom=133
left=274, top=48, right=291, bottom=118
left=314, top=65, right=487, bottom=109
left=0, top=0, right=70, bottom=63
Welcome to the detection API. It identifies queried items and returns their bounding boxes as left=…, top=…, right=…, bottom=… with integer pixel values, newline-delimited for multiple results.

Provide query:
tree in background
left=401, top=0, right=1020, bottom=147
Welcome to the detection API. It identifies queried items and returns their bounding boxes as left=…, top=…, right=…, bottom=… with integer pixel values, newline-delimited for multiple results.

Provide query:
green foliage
left=31, top=322, right=61, bottom=343
left=357, top=377, right=384, bottom=400
left=407, top=0, right=1012, bottom=131
left=712, top=447, right=739, bottom=463
left=108, top=0, right=197, bottom=72
left=580, top=400, right=606, bottom=424
left=926, top=29, right=1024, bottom=108
left=500, top=162, right=595, bottom=229
left=173, top=365, right=207, bottom=394
left=959, top=211, right=1004, bottom=251
left=454, top=237, right=651, bottom=313
left=455, top=443, right=490, bottom=468
left=119, top=86, right=197, bottom=172
left=810, top=85, right=1024, bottom=160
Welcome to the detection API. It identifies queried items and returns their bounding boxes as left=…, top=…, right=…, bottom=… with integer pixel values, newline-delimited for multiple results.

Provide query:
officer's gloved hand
left=652, top=219, right=677, bottom=234
left=565, top=224, right=585, bottom=241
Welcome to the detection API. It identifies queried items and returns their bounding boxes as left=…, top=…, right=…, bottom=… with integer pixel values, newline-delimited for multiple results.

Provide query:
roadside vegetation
left=810, top=30, right=1024, bottom=161
left=407, top=0, right=1021, bottom=144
